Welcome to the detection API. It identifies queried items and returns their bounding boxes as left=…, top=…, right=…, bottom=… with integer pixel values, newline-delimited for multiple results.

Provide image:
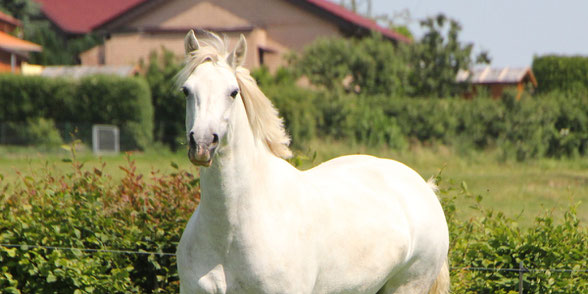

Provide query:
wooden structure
left=34, top=0, right=410, bottom=71
left=456, top=66, right=538, bottom=99
left=0, top=11, right=42, bottom=73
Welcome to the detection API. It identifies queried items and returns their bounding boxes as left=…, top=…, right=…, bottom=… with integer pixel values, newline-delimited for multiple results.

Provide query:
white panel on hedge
left=92, top=124, right=120, bottom=155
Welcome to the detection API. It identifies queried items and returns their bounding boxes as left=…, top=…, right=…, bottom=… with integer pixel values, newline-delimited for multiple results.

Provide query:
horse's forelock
left=175, top=33, right=229, bottom=89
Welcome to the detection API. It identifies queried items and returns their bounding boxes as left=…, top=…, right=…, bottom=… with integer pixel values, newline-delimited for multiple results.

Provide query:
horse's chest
left=179, top=227, right=309, bottom=293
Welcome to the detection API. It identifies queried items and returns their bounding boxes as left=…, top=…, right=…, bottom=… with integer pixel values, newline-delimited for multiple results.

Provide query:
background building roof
left=34, top=0, right=409, bottom=43
left=0, top=10, right=22, bottom=27
left=300, top=0, right=411, bottom=43
left=0, top=31, right=42, bottom=53
left=34, top=0, right=144, bottom=34
left=456, top=66, right=537, bottom=86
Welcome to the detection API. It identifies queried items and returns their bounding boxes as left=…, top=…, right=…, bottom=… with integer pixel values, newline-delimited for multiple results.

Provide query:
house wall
left=83, top=0, right=343, bottom=69
left=100, top=30, right=258, bottom=67
left=129, top=0, right=342, bottom=50
left=0, top=50, right=21, bottom=73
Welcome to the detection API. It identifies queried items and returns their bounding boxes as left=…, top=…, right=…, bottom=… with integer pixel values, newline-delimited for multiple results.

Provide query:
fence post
left=519, top=261, right=524, bottom=294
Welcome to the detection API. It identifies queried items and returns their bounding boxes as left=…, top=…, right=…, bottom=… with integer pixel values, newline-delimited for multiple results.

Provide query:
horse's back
left=301, top=154, right=449, bottom=293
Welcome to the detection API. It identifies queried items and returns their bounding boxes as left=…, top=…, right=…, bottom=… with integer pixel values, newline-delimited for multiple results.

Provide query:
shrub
left=439, top=176, right=587, bottom=293
left=75, top=75, right=153, bottom=150
left=0, top=151, right=199, bottom=293
left=533, top=55, right=588, bottom=94
left=0, top=74, right=153, bottom=150
left=1, top=118, right=63, bottom=148
left=142, top=49, right=185, bottom=151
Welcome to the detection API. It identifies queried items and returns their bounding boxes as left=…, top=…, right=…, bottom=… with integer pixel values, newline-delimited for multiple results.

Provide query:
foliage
left=439, top=176, right=587, bottom=293
left=0, top=0, right=38, bottom=22
left=289, top=37, right=354, bottom=91
left=25, top=22, right=103, bottom=65
left=291, top=33, right=411, bottom=96
left=6, top=118, right=63, bottom=148
left=532, top=55, right=588, bottom=94
left=348, top=34, right=412, bottom=96
left=409, top=14, right=489, bottom=97
left=142, top=49, right=185, bottom=151
left=254, top=68, right=588, bottom=159
left=292, top=14, right=489, bottom=98
left=0, top=148, right=199, bottom=293
left=0, top=74, right=153, bottom=150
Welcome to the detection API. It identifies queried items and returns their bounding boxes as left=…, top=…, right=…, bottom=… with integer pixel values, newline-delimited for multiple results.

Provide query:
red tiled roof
left=34, top=0, right=145, bottom=34
left=303, top=0, right=411, bottom=43
left=0, top=10, right=22, bottom=27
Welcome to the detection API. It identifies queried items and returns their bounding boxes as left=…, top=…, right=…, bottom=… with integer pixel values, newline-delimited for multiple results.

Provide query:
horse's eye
left=181, top=87, right=190, bottom=97
left=230, top=89, right=239, bottom=98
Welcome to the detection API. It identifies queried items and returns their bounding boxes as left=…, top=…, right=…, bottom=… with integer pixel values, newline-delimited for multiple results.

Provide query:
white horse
left=176, top=30, right=449, bottom=294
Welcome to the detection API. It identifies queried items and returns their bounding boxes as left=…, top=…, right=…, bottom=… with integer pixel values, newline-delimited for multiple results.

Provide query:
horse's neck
left=197, top=96, right=276, bottom=230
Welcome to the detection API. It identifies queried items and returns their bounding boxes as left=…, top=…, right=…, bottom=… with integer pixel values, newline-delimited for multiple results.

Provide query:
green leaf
left=47, top=272, right=57, bottom=283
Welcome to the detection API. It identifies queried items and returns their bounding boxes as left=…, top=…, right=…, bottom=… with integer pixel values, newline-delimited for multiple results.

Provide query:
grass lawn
left=1, top=141, right=586, bottom=227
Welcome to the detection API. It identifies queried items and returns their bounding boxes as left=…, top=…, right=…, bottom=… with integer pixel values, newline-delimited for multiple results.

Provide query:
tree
left=0, top=0, right=39, bottom=22
left=291, top=34, right=411, bottom=97
left=409, top=14, right=490, bottom=97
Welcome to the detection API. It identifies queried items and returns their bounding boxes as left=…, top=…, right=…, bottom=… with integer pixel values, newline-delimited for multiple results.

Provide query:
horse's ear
left=185, top=30, right=200, bottom=54
left=227, top=34, right=247, bottom=68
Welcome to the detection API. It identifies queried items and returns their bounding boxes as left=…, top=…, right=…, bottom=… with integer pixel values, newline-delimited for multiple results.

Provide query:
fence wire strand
left=450, top=267, right=588, bottom=273
left=0, top=243, right=176, bottom=257
left=2, top=243, right=587, bottom=274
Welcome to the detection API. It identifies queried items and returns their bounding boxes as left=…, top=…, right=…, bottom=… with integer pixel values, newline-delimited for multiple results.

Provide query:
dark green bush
left=142, top=49, right=185, bottom=151
left=76, top=75, right=153, bottom=150
left=0, top=74, right=153, bottom=150
left=533, top=55, right=588, bottom=93
left=252, top=67, right=588, bottom=159
left=0, top=153, right=199, bottom=293
left=439, top=176, right=587, bottom=293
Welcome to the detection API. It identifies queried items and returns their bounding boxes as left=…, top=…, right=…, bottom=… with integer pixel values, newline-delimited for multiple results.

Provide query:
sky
left=355, top=0, right=588, bottom=68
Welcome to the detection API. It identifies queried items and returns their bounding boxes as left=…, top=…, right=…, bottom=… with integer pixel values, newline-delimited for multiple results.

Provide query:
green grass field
left=1, top=141, right=586, bottom=227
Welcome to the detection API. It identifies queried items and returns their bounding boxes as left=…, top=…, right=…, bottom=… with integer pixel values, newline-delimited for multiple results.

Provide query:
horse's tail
left=428, top=258, right=450, bottom=294
left=426, top=177, right=440, bottom=194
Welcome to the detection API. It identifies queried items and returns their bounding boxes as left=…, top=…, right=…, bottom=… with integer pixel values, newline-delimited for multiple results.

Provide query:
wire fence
left=0, top=243, right=175, bottom=257
left=1, top=242, right=586, bottom=294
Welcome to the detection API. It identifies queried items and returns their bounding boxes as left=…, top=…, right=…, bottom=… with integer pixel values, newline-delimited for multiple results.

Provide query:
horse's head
left=180, top=30, right=247, bottom=167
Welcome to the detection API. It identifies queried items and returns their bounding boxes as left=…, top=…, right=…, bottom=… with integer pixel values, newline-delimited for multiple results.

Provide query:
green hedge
left=0, top=155, right=198, bottom=293
left=439, top=176, right=587, bottom=293
left=533, top=55, right=588, bottom=93
left=0, top=74, right=153, bottom=150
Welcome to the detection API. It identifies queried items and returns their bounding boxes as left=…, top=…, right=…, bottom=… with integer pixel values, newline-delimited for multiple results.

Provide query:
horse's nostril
left=189, top=132, right=196, bottom=147
left=212, top=134, right=219, bottom=145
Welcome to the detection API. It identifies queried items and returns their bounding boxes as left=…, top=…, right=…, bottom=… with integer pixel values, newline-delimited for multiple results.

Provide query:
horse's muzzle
left=188, top=132, right=218, bottom=167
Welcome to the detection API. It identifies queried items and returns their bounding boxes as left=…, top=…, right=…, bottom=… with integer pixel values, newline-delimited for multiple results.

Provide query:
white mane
left=176, top=32, right=292, bottom=159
